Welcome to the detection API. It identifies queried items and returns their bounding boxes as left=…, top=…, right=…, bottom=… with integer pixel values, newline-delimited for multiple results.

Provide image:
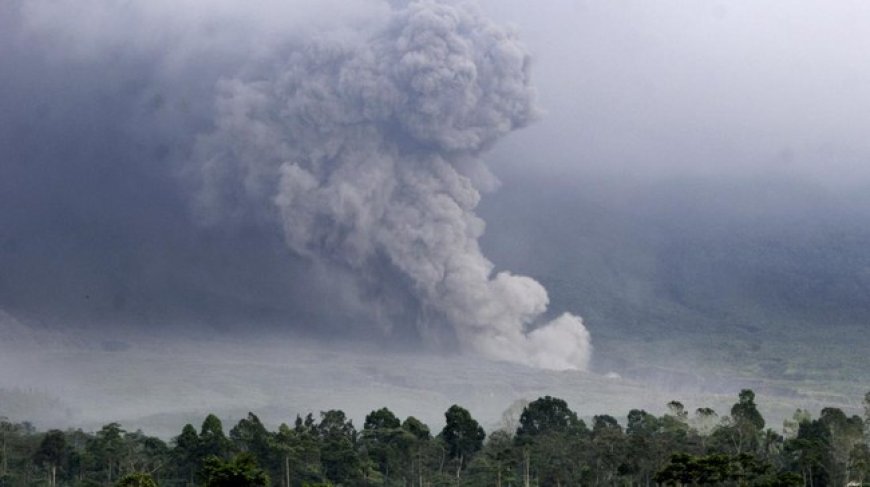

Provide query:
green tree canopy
left=317, top=410, right=360, bottom=485
left=516, top=396, right=584, bottom=440
left=363, top=408, right=401, bottom=431
left=116, top=471, right=158, bottom=487
left=401, top=416, right=431, bottom=441
left=440, top=405, right=485, bottom=469
left=199, top=414, right=232, bottom=459
left=202, top=453, right=270, bottom=487
left=731, top=389, right=765, bottom=431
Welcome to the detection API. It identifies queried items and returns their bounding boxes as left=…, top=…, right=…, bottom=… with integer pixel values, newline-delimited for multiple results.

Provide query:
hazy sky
left=477, top=0, right=870, bottom=187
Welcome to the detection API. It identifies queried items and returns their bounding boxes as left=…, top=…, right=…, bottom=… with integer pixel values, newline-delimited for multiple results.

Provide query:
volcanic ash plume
left=196, top=0, right=591, bottom=370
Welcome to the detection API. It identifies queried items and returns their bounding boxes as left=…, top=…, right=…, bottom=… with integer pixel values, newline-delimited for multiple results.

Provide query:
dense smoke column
left=197, top=0, right=591, bottom=370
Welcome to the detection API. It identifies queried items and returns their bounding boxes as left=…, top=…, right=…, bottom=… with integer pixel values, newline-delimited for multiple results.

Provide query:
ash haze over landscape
left=2, top=0, right=870, bottom=435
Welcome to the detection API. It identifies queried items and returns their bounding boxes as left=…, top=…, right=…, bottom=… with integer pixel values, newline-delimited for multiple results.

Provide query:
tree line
left=1, top=390, right=870, bottom=486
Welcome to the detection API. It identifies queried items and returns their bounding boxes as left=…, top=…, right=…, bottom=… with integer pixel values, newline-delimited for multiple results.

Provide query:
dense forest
left=1, top=390, right=869, bottom=486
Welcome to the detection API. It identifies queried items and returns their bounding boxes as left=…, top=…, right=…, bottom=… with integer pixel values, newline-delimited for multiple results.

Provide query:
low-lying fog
left=0, top=303, right=863, bottom=439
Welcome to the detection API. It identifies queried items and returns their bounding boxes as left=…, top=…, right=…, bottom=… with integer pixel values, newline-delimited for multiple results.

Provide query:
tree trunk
left=284, top=454, right=290, bottom=487
left=523, top=447, right=531, bottom=487
left=418, top=449, right=424, bottom=487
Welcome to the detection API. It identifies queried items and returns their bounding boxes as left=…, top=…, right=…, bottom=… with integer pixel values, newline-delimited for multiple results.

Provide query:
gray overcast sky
left=9, top=0, right=870, bottom=186
left=477, top=0, right=870, bottom=186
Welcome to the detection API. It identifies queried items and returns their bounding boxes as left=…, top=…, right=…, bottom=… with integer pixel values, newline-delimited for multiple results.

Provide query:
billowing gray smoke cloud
left=0, top=0, right=590, bottom=370
left=195, top=1, right=591, bottom=370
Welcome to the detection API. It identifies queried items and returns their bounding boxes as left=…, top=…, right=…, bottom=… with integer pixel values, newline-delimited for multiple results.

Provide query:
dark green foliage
left=283, top=415, right=325, bottom=484
left=732, top=389, right=766, bottom=431
left=707, top=389, right=768, bottom=457
left=199, top=414, right=232, bottom=460
left=590, top=414, right=626, bottom=484
left=231, top=413, right=271, bottom=457
left=785, top=419, right=833, bottom=487
left=2, top=388, right=870, bottom=486
left=115, top=471, right=158, bottom=487
left=654, top=453, right=730, bottom=485
left=516, top=395, right=583, bottom=440
left=202, top=453, right=270, bottom=487
left=363, top=408, right=400, bottom=431
left=32, top=429, right=66, bottom=487
left=361, top=408, right=407, bottom=484
left=172, top=423, right=201, bottom=483
left=465, top=430, right=517, bottom=486
left=513, top=397, right=590, bottom=485
left=87, top=422, right=127, bottom=484
left=439, top=405, right=485, bottom=474
left=398, top=416, right=433, bottom=486
left=623, top=409, right=664, bottom=485
left=34, top=430, right=67, bottom=469
left=316, top=410, right=360, bottom=485
left=654, top=452, right=802, bottom=486
left=401, top=416, right=430, bottom=440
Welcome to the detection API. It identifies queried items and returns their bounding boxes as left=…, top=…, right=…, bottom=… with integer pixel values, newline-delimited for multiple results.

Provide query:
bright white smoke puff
left=197, top=0, right=592, bottom=370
